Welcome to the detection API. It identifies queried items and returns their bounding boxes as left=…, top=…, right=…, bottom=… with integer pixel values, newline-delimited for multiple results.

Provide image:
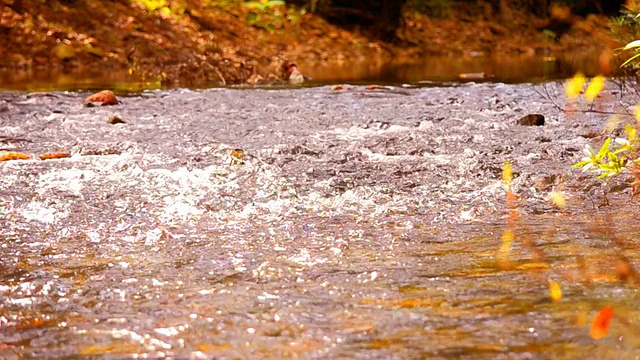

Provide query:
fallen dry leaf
left=0, top=151, right=30, bottom=161
left=39, top=153, right=71, bottom=160
left=332, top=85, right=344, bottom=91
left=85, top=90, right=118, bottom=106
left=590, top=306, right=613, bottom=340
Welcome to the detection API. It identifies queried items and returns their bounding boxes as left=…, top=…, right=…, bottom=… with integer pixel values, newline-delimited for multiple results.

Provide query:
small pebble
left=109, top=115, right=125, bottom=124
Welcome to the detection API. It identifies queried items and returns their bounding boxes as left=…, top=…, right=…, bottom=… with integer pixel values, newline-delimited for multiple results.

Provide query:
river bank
left=0, top=1, right=624, bottom=87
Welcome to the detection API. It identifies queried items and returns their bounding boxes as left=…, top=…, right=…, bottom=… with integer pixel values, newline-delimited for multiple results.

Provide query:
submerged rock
left=517, top=113, right=545, bottom=126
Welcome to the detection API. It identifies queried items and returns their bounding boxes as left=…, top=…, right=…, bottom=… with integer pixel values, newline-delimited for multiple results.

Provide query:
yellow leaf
left=565, top=72, right=586, bottom=100
left=502, top=161, right=513, bottom=186
left=584, top=75, right=605, bottom=102
left=549, top=280, right=562, bottom=301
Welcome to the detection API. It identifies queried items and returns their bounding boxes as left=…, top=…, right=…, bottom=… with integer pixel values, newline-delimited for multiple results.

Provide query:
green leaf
left=245, top=11, right=258, bottom=23
left=244, top=2, right=266, bottom=10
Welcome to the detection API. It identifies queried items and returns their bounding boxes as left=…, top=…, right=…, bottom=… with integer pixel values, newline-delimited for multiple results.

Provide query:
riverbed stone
left=517, top=113, right=545, bottom=126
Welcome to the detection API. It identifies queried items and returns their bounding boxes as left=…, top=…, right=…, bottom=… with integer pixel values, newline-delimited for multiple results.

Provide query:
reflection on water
left=0, top=52, right=613, bottom=91
left=0, top=68, right=162, bottom=93
left=302, top=52, right=611, bottom=85
left=1, top=210, right=639, bottom=358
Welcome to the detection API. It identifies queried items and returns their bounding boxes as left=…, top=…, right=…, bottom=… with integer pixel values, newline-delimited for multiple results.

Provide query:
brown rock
left=517, top=114, right=545, bottom=126
left=108, top=115, right=125, bottom=124
left=85, top=90, right=119, bottom=106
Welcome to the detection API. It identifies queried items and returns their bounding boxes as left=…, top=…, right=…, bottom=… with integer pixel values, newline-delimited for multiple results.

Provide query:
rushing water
left=1, top=79, right=639, bottom=358
left=1, top=210, right=639, bottom=358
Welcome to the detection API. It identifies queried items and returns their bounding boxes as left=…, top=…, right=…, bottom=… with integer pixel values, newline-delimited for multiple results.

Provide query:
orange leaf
left=0, top=151, right=30, bottom=161
left=590, top=306, right=613, bottom=340
left=85, top=90, right=119, bottom=106
left=331, top=85, right=344, bottom=91
left=39, top=152, right=71, bottom=160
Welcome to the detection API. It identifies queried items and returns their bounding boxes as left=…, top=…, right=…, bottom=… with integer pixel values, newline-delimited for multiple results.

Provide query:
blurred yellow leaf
left=565, top=73, right=586, bottom=100
left=549, top=280, right=562, bottom=301
left=515, top=262, right=550, bottom=270
left=502, top=161, right=512, bottom=186
left=499, top=229, right=514, bottom=256
left=549, top=190, right=566, bottom=209
left=584, top=75, right=605, bottom=102
left=635, top=104, right=640, bottom=120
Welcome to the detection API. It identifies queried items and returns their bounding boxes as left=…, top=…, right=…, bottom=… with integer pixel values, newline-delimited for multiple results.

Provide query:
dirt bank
left=0, top=1, right=623, bottom=87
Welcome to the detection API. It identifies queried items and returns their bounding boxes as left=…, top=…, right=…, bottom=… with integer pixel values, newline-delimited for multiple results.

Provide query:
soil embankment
left=0, top=1, right=623, bottom=86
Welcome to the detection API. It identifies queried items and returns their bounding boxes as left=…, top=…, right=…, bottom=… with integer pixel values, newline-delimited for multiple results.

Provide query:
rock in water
left=517, top=114, right=545, bottom=126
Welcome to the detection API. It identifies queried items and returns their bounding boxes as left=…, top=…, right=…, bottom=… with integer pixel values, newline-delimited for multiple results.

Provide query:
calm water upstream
left=0, top=70, right=639, bottom=359
left=0, top=52, right=611, bottom=91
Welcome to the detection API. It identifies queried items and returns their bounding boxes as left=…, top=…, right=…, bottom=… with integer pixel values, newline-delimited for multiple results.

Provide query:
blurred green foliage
left=408, top=0, right=452, bottom=17
left=243, top=0, right=287, bottom=30
left=611, top=6, right=640, bottom=44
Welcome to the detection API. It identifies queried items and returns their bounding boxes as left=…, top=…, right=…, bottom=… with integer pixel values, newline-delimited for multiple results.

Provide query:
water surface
left=0, top=51, right=610, bottom=91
